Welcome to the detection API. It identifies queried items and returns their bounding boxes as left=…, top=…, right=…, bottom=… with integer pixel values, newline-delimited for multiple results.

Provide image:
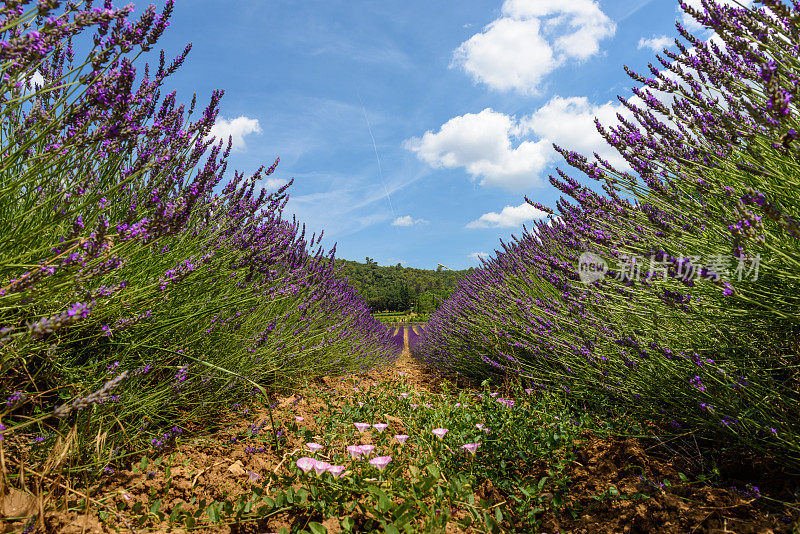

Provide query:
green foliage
left=334, top=259, right=470, bottom=313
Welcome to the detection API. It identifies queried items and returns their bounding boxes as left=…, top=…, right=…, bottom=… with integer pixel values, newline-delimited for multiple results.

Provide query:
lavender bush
left=0, top=0, right=395, bottom=473
left=414, top=0, right=800, bottom=466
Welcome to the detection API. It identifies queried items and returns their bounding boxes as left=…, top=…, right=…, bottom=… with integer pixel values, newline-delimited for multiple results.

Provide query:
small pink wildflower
left=373, top=423, right=389, bottom=432
left=524, top=388, right=534, bottom=394
left=347, top=445, right=364, bottom=459
left=249, top=471, right=261, bottom=481
left=432, top=428, right=448, bottom=439
left=358, top=401, right=365, bottom=407
left=423, top=403, right=432, bottom=408
left=296, top=457, right=316, bottom=473
left=395, top=434, right=409, bottom=444
left=399, top=392, right=410, bottom=398
left=490, top=392, right=499, bottom=398
left=410, top=403, right=418, bottom=409
left=354, top=422, right=370, bottom=432
left=359, top=444, right=375, bottom=456
left=313, top=461, right=331, bottom=475
left=461, top=443, right=481, bottom=455
left=306, top=442, right=323, bottom=453
left=454, top=403, right=461, bottom=407
left=398, top=372, right=407, bottom=376
left=327, top=465, right=346, bottom=478
left=475, top=423, right=485, bottom=430
left=295, top=416, right=304, bottom=422
left=369, top=456, right=392, bottom=471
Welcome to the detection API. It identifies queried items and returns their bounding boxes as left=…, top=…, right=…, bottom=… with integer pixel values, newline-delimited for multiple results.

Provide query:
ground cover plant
left=26, top=348, right=799, bottom=533
left=414, top=0, right=800, bottom=469
left=0, top=0, right=395, bottom=526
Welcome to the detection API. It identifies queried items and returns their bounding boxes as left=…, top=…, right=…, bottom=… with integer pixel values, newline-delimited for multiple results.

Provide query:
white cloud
left=392, top=215, right=428, bottom=226
left=406, top=97, right=632, bottom=190
left=466, top=202, right=549, bottom=229
left=207, top=116, right=262, bottom=152
left=260, top=177, right=288, bottom=191
left=469, top=252, right=490, bottom=261
left=637, top=35, right=673, bottom=52
left=520, top=95, right=632, bottom=171
left=404, top=108, right=551, bottom=190
left=452, top=0, right=616, bottom=95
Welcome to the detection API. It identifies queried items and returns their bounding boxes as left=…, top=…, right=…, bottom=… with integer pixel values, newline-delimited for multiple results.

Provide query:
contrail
left=357, top=90, right=395, bottom=218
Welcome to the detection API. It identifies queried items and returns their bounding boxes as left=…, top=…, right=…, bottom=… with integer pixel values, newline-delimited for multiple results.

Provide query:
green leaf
left=426, top=464, right=440, bottom=479
left=207, top=503, right=220, bottom=523
left=678, top=472, right=688, bottom=482
left=495, top=507, right=503, bottom=522
left=169, top=502, right=183, bottom=522
left=341, top=517, right=355, bottom=531
left=384, top=525, right=401, bottom=534
left=308, top=522, right=327, bottom=534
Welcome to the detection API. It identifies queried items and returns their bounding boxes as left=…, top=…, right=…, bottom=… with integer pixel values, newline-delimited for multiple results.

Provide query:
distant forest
left=334, top=258, right=473, bottom=313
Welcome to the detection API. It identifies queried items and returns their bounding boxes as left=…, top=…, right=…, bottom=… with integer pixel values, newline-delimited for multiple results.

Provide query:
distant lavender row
left=0, top=0, right=395, bottom=467
left=413, top=0, right=800, bottom=466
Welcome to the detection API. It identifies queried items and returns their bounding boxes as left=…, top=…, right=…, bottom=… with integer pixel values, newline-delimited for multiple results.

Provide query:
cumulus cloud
left=638, top=34, right=673, bottom=52
left=207, top=116, right=262, bottom=152
left=466, top=202, right=549, bottom=229
left=406, top=96, right=632, bottom=190
left=392, top=215, right=428, bottom=226
left=404, top=108, right=551, bottom=190
left=452, top=0, right=616, bottom=95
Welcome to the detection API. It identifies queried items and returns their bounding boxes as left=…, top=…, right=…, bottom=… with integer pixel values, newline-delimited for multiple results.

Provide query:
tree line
left=334, top=258, right=472, bottom=313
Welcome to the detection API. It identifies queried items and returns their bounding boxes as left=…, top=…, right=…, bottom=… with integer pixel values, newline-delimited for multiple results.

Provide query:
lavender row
left=0, top=0, right=395, bottom=469
left=413, top=0, right=800, bottom=466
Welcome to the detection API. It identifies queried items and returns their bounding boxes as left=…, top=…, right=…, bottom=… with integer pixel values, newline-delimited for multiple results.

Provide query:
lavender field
left=1, top=0, right=799, bottom=532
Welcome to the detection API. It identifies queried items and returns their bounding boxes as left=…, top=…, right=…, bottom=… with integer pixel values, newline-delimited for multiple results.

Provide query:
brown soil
left=3, top=329, right=799, bottom=533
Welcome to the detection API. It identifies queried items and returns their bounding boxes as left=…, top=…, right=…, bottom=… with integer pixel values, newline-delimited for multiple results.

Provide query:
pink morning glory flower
left=249, top=471, right=260, bottom=481
left=296, top=457, right=316, bottom=473
left=395, top=434, right=409, bottom=444
left=369, top=456, right=392, bottom=471
left=295, top=416, right=304, bottom=422
left=359, top=444, right=375, bottom=456
left=399, top=392, right=410, bottom=398
left=358, top=402, right=365, bottom=407
left=398, top=372, right=407, bottom=376
left=432, top=428, right=448, bottom=439
left=354, top=422, right=370, bottom=432
left=475, top=423, right=485, bottom=430
left=306, top=442, right=323, bottom=453
left=461, top=443, right=481, bottom=455
left=410, top=403, right=418, bottom=409
left=327, top=465, right=346, bottom=478
left=423, top=403, right=433, bottom=408
left=373, top=423, right=389, bottom=432
left=313, top=461, right=331, bottom=475
left=347, top=445, right=364, bottom=459
left=490, top=392, right=499, bottom=398
left=454, top=403, right=461, bottom=407
left=524, top=388, right=534, bottom=394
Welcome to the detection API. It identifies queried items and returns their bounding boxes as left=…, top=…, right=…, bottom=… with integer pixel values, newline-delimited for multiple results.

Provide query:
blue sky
left=141, top=0, right=742, bottom=269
